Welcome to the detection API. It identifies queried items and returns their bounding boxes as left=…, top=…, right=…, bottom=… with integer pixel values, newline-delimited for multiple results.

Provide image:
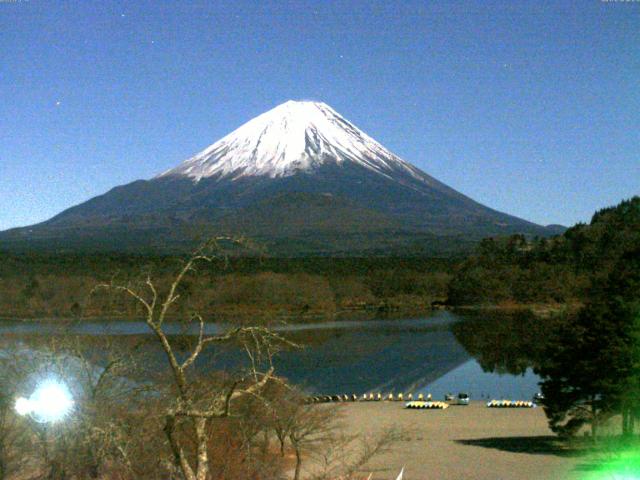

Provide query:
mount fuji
left=0, top=101, right=560, bottom=255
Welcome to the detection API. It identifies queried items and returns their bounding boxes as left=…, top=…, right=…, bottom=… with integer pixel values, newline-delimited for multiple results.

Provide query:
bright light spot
left=14, top=397, right=33, bottom=416
left=15, top=380, right=74, bottom=423
left=31, top=380, right=74, bottom=423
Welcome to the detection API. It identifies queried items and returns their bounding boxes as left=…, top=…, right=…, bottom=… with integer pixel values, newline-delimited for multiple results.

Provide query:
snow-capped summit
left=159, top=100, right=423, bottom=182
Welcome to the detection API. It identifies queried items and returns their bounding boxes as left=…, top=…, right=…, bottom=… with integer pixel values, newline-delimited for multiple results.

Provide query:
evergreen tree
left=538, top=248, right=640, bottom=438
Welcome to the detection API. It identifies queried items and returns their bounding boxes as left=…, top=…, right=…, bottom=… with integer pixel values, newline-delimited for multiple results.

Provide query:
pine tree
left=538, top=248, right=640, bottom=438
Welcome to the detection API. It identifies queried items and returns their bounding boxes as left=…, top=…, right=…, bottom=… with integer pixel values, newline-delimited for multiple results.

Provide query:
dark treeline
left=448, top=196, right=640, bottom=306
left=0, top=253, right=456, bottom=277
left=0, top=254, right=455, bottom=320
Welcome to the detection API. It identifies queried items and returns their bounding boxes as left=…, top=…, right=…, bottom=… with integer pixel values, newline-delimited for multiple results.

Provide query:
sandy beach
left=335, top=402, right=587, bottom=480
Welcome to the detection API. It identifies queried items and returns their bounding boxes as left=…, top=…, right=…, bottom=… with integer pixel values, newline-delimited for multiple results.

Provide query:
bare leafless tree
left=96, top=239, right=295, bottom=480
left=288, top=405, right=338, bottom=480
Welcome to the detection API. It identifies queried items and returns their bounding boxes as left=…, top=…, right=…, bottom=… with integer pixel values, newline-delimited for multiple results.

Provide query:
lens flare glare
left=15, top=379, right=74, bottom=423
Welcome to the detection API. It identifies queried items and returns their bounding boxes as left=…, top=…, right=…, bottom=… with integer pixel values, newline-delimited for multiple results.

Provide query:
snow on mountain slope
left=158, top=100, right=430, bottom=183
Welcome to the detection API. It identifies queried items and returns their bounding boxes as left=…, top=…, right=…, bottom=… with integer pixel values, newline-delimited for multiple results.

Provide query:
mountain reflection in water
left=0, top=311, right=553, bottom=398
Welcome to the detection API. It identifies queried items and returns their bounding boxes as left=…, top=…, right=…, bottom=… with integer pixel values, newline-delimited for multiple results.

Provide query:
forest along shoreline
left=0, top=197, right=636, bottom=324
left=0, top=250, right=591, bottom=324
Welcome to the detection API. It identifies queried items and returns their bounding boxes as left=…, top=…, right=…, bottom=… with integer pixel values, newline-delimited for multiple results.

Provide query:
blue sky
left=1, top=0, right=638, bottom=230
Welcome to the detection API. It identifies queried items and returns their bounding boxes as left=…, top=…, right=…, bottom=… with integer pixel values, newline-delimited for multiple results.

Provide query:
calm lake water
left=0, top=311, right=543, bottom=400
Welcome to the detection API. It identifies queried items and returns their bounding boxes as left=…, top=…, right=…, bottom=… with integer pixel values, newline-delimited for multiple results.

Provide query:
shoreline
left=451, top=302, right=581, bottom=317
left=0, top=306, right=436, bottom=324
left=0, top=302, right=577, bottom=324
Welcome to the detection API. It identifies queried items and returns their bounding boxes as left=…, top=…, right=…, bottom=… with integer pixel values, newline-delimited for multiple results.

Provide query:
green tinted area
left=581, top=448, right=640, bottom=479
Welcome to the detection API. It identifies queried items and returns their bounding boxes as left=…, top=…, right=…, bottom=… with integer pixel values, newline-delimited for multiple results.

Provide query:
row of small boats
left=304, top=392, right=439, bottom=404
left=486, top=400, right=537, bottom=408
left=305, top=393, right=543, bottom=408
left=404, top=399, right=538, bottom=409
left=405, top=401, right=449, bottom=409
left=304, top=392, right=472, bottom=404
left=406, top=399, right=537, bottom=410
left=305, top=396, right=540, bottom=409
left=406, top=399, right=538, bottom=409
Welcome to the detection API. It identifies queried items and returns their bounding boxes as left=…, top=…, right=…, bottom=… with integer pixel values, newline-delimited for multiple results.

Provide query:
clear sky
left=1, top=0, right=638, bottom=231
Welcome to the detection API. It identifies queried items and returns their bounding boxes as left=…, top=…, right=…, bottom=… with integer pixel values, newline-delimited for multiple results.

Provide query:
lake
left=0, top=310, right=545, bottom=401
